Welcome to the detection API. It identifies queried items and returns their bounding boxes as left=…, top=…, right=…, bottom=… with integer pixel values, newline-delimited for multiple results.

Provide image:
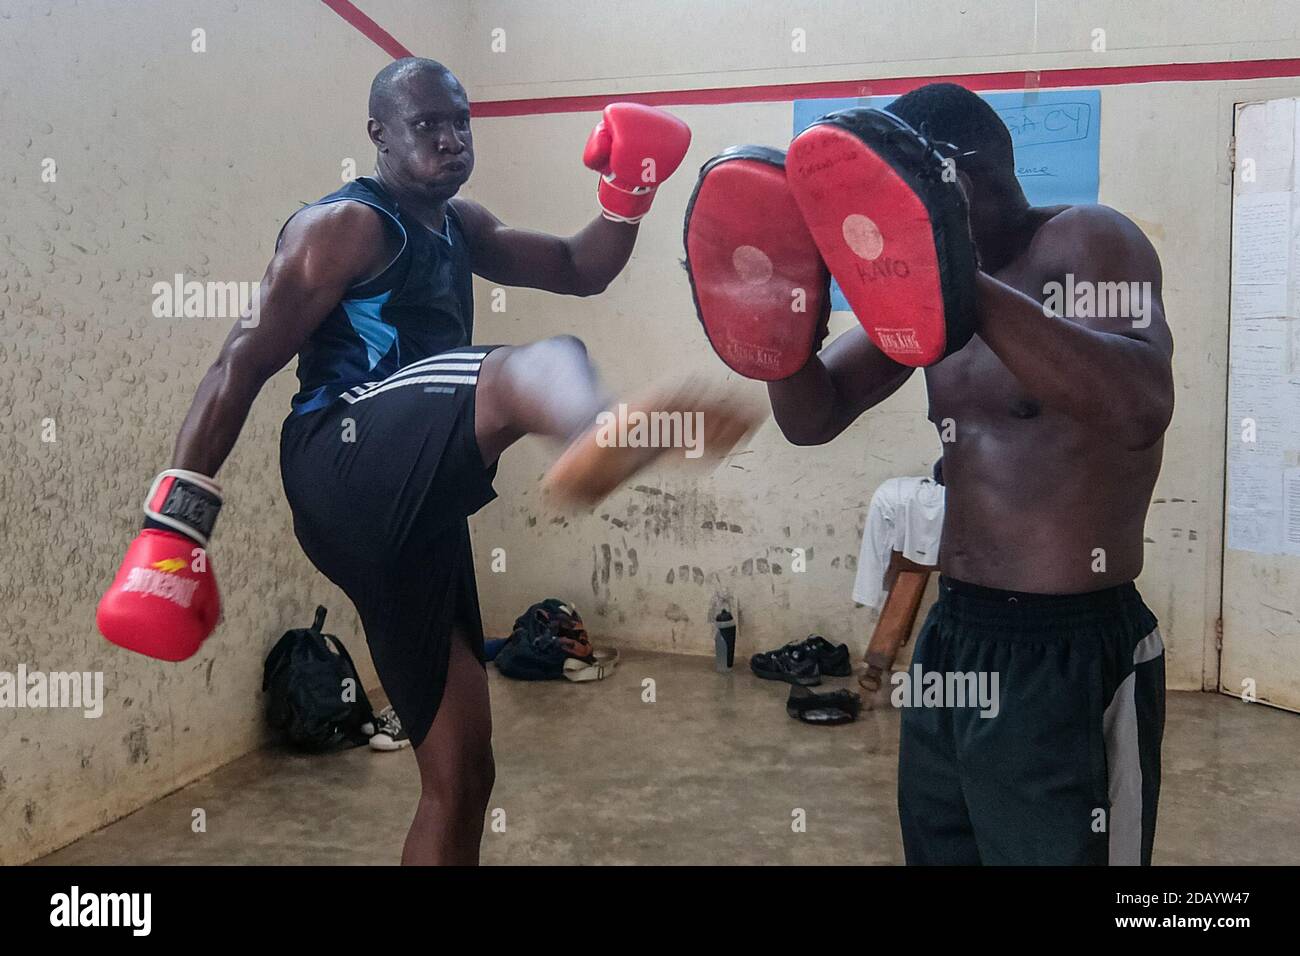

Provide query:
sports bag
left=262, top=606, right=374, bottom=751
left=495, top=598, right=594, bottom=681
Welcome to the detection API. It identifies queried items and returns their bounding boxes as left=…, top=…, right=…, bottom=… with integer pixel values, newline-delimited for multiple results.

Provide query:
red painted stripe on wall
left=472, top=59, right=1300, bottom=117
left=321, top=0, right=413, bottom=60
left=318, top=2, right=1300, bottom=116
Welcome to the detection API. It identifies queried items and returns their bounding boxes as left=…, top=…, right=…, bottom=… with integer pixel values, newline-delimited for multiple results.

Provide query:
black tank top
left=280, top=176, right=475, bottom=414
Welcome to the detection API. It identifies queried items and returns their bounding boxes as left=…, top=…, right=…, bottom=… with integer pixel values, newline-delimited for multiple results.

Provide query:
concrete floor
left=36, top=650, right=1300, bottom=865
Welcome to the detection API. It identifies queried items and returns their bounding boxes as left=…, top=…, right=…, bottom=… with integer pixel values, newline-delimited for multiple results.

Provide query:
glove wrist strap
left=143, top=469, right=223, bottom=547
left=598, top=207, right=646, bottom=224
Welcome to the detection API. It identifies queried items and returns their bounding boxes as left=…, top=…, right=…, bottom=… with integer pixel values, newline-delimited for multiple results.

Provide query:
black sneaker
left=368, top=706, right=410, bottom=752
left=786, top=685, right=863, bottom=724
left=750, top=641, right=822, bottom=686
left=801, top=634, right=852, bottom=677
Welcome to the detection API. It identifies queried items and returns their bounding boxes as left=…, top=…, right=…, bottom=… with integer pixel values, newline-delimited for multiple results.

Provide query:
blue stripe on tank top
left=341, top=291, right=398, bottom=370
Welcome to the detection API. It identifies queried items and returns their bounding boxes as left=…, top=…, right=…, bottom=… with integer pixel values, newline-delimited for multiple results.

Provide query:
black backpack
left=262, top=606, right=375, bottom=751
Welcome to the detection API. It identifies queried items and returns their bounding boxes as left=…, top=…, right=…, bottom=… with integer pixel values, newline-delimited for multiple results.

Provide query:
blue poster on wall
left=793, top=90, right=1101, bottom=310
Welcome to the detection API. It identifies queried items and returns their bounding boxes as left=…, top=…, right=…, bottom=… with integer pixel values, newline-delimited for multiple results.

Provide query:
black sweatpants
left=898, top=576, right=1165, bottom=865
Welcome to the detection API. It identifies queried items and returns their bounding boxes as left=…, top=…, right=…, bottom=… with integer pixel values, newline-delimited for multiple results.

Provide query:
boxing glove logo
left=120, top=557, right=203, bottom=609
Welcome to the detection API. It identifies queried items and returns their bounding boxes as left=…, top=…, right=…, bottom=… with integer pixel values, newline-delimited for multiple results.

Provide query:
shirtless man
left=97, top=58, right=746, bottom=865
left=689, top=82, right=1172, bottom=864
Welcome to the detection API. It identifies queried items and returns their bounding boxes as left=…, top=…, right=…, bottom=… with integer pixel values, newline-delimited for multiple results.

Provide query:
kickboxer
left=98, top=57, right=752, bottom=865
left=686, top=82, right=1172, bottom=865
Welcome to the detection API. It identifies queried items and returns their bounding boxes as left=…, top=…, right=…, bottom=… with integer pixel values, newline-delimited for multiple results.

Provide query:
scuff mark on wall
left=124, top=725, right=149, bottom=766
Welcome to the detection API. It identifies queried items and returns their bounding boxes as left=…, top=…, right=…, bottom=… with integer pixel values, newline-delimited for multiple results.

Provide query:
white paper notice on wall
left=1227, top=322, right=1300, bottom=553
left=1291, top=197, right=1300, bottom=322
left=1231, top=192, right=1291, bottom=319
left=1227, top=99, right=1300, bottom=555
left=1229, top=399, right=1281, bottom=554
left=1283, top=468, right=1300, bottom=554
left=1228, top=320, right=1294, bottom=444
left=1235, top=97, right=1296, bottom=190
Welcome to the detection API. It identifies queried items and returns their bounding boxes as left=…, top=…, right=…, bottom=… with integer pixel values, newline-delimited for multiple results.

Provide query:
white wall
left=459, top=2, right=1300, bottom=697
left=3, top=0, right=1298, bottom=863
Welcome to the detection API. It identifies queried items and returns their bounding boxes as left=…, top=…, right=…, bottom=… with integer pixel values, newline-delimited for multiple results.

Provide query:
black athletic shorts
left=279, top=345, right=501, bottom=748
left=898, top=576, right=1165, bottom=865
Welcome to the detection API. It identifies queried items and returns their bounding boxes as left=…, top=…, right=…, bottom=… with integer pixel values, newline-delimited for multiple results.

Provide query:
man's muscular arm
left=171, top=202, right=390, bottom=476
left=976, top=205, right=1174, bottom=451
left=767, top=325, right=914, bottom=446
left=450, top=197, right=635, bottom=297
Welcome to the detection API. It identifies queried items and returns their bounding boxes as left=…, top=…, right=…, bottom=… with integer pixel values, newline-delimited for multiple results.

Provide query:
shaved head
left=367, top=57, right=474, bottom=202
left=369, top=57, right=462, bottom=124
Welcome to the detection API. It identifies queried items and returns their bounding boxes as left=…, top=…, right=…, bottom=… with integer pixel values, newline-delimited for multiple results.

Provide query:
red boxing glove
left=97, top=470, right=223, bottom=661
left=583, top=102, right=691, bottom=223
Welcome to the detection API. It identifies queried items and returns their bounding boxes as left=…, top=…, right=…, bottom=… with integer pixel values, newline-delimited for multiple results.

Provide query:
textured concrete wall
left=459, top=2, right=1300, bottom=697
left=465, top=84, right=1234, bottom=683
left=451, top=0, right=1300, bottom=100
left=0, top=0, right=425, bottom=865
left=3, top=0, right=1298, bottom=864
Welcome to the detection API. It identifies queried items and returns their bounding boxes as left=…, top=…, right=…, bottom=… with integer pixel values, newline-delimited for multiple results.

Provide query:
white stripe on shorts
left=392, top=350, right=487, bottom=374
left=339, top=349, right=489, bottom=405
left=1103, top=626, right=1164, bottom=866
left=341, top=373, right=479, bottom=404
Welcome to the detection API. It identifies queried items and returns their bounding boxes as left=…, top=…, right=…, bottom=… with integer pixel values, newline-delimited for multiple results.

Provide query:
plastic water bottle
left=714, top=609, right=736, bottom=672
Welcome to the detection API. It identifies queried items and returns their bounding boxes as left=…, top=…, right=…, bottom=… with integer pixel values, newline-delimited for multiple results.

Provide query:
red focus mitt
left=786, top=108, right=978, bottom=367
left=684, top=145, right=830, bottom=380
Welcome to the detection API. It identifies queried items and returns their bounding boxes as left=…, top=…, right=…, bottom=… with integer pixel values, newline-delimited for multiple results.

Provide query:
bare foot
left=541, top=382, right=765, bottom=506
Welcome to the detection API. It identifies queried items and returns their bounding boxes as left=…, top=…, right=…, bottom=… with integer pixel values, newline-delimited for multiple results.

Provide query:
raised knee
left=498, top=334, right=588, bottom=382
left=543, top=333, right=588, bottom=358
